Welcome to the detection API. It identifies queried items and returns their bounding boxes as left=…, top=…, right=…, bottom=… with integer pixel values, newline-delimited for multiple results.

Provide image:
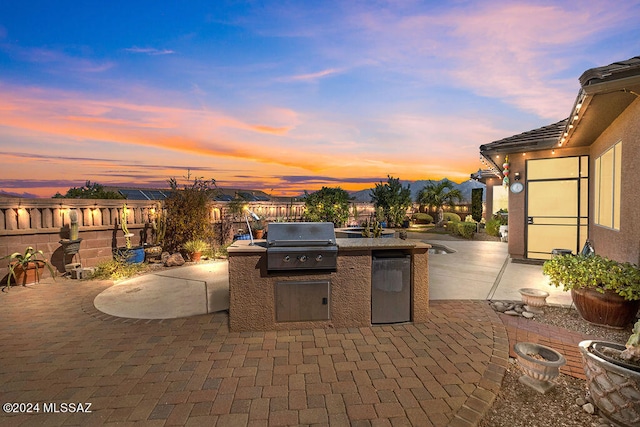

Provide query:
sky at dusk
left=1, top=1, right=639, bottom=198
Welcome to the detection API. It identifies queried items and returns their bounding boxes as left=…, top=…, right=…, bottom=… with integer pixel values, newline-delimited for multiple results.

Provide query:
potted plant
left=543, top=254, right=640, bottom=328
left=252, top=217, right=266, bottom=239
left=579, top=320, right=640, bottom=426
left=1, top=247, right=56, bottom=288
left=183, top=239, right=208, bottom=262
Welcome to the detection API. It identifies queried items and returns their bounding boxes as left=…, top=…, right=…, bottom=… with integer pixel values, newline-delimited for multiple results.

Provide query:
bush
left=442, top=212, right=461, bottom=222
left=412, top=213, right=433, bottom=224
left=456, top=222, right=477, bottom=239
left=164, top=174, right=217, bottom=253
left=485, top=218, right=501, bottom=237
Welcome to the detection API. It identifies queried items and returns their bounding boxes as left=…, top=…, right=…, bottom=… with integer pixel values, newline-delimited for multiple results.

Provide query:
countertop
left=227, top=238, right=430, bottom=254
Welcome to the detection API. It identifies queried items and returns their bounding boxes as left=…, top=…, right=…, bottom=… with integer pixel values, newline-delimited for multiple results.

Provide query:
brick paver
left=1, top=278, right=567, bottom=426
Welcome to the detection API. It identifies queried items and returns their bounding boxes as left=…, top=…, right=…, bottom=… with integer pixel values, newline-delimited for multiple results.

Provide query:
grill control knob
left=298, top=255, right=308, bottom=262
left=315, top=254, right=323, bottom=262
left=283, top=256, right=290, bottom=262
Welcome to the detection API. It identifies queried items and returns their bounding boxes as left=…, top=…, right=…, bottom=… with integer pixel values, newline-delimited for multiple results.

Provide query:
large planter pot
left=10, top=261, right=45, bottom=285
left=571, top=288, right=640, bottom=329
left=115, top=246, right=145, bottom=264
left=579, top=340, right=640, bottom=426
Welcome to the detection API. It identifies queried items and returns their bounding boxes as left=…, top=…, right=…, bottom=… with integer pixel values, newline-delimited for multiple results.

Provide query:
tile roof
left=579, top=56, right=640, bottom=87
left=479, top=118, right=568, bottom=154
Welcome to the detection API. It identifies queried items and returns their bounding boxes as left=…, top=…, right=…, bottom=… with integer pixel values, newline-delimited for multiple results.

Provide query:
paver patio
left=1, top=278, right=509, bottom=426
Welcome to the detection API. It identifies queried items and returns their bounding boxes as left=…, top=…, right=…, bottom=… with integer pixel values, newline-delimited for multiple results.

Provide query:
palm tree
left=416, top=180, right=463, bottom=224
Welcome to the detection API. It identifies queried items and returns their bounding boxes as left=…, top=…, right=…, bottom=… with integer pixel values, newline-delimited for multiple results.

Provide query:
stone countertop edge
left=227, top=238, right=430, bottom=253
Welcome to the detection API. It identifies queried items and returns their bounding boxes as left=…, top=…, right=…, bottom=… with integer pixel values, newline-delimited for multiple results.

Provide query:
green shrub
left=164, top=174, right=217, bottom=253
left=442, top=212, right=461, bottom=222
left=412, top=213, right=433, bottom=224
left=456, top=222, right=477, bottom=239
left=471, top=188, right=483, bottom=222
left=485, top=218, right=501, bottom=237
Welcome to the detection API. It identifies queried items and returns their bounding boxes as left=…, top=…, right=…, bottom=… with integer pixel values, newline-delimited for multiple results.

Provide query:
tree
left=303, top=187, right=351, bottom=226
left=163, top=172, right=217, bottom=253
left=471, top=188, right=483, bottom=222
left=52, top=181, right=124, bottom=199
left=416, top=180, right=462, bottom=224
left=369, top=176, right=412, bottom=227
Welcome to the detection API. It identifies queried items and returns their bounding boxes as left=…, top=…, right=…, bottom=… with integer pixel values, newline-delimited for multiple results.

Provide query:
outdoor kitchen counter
left=227, top=238, right=430, bottom=332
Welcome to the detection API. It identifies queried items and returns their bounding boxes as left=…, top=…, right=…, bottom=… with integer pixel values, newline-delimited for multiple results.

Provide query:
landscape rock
left=524, top=305, right=545, bottom=314
left=165, top=253, right=185, bottom=267
left=522, top=311, right=535, bottom=319
left=575, top=397, right=586, bottom=406
left=504, top=310, right=520, bottom=316
left=582, top=403, right=595, bottom=414
left=161, top=251, right=170, bottom=263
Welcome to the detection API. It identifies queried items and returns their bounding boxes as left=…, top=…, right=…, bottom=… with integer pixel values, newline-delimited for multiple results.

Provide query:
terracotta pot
left=571, top=288, right=640, bottom=329
left=253, top=229, right=264, bottom=239
left=579, top=340, right=640, bottom=426
left=11, top=261, right=45, bottom=285
left=190, top=251, right=202, bottom=262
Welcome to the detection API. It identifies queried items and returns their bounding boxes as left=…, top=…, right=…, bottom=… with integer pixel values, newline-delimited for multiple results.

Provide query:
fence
left=0, top=197, right=472, bottom=281
left=0, top=199, right=375, bottom=280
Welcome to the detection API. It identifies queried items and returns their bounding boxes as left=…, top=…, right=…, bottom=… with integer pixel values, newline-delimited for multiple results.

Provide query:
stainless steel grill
left=266, top=222, right=338, bottom=271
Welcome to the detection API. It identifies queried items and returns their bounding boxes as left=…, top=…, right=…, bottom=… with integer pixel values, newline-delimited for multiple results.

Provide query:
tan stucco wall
left=228, top=243, right=430, bottom=332
left=588, top=97, right=640, bottom=264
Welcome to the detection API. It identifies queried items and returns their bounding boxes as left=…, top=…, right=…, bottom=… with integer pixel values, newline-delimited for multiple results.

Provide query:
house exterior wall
left=588, top=97, right=640, bottom=264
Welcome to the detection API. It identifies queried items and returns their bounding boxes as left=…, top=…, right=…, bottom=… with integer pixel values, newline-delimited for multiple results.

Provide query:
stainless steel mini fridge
left=371, top=252, right=411, bottom=324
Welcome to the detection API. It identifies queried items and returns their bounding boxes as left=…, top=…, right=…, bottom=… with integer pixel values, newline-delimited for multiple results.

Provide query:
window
left=594, top=142, right=622, bottom=230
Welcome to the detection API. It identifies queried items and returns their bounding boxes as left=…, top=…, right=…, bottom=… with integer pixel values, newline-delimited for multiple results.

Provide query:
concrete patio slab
left=94, top=261, right=229, bottom=319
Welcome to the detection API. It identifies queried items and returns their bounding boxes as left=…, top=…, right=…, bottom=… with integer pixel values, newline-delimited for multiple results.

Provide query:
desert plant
left=183, top=239, right=208, bottom=254
left=120, top=203, right=133, bottom=249
left=361, top=218, right=383, bottom=238
left=622, top=320, right=640, bottom=362
left=91, top=258, right=149, bottom=281
left=149, top=204, right=166, bottom=247
left=69, top=209, right=79, bottom=240
left=1, top=247, right=56, bottom=288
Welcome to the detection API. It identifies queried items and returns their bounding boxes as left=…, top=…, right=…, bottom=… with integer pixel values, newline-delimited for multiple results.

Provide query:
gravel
left=479, top=305, right=635, bottom=427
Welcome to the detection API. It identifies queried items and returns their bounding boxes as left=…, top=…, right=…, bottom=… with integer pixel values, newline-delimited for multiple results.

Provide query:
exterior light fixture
left=514, top=172, right=521, bottom=181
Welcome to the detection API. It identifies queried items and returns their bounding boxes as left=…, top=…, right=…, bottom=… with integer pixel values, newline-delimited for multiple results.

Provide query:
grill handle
left=267, top=239, right=335, bottom=247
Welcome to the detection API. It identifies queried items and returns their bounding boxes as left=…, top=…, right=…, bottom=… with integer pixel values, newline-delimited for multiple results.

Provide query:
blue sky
left=1, top=0, right=639, bottom=197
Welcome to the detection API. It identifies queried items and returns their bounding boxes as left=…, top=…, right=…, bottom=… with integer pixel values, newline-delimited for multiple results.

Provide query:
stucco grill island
left=228, top=222, right=430, bottom=332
